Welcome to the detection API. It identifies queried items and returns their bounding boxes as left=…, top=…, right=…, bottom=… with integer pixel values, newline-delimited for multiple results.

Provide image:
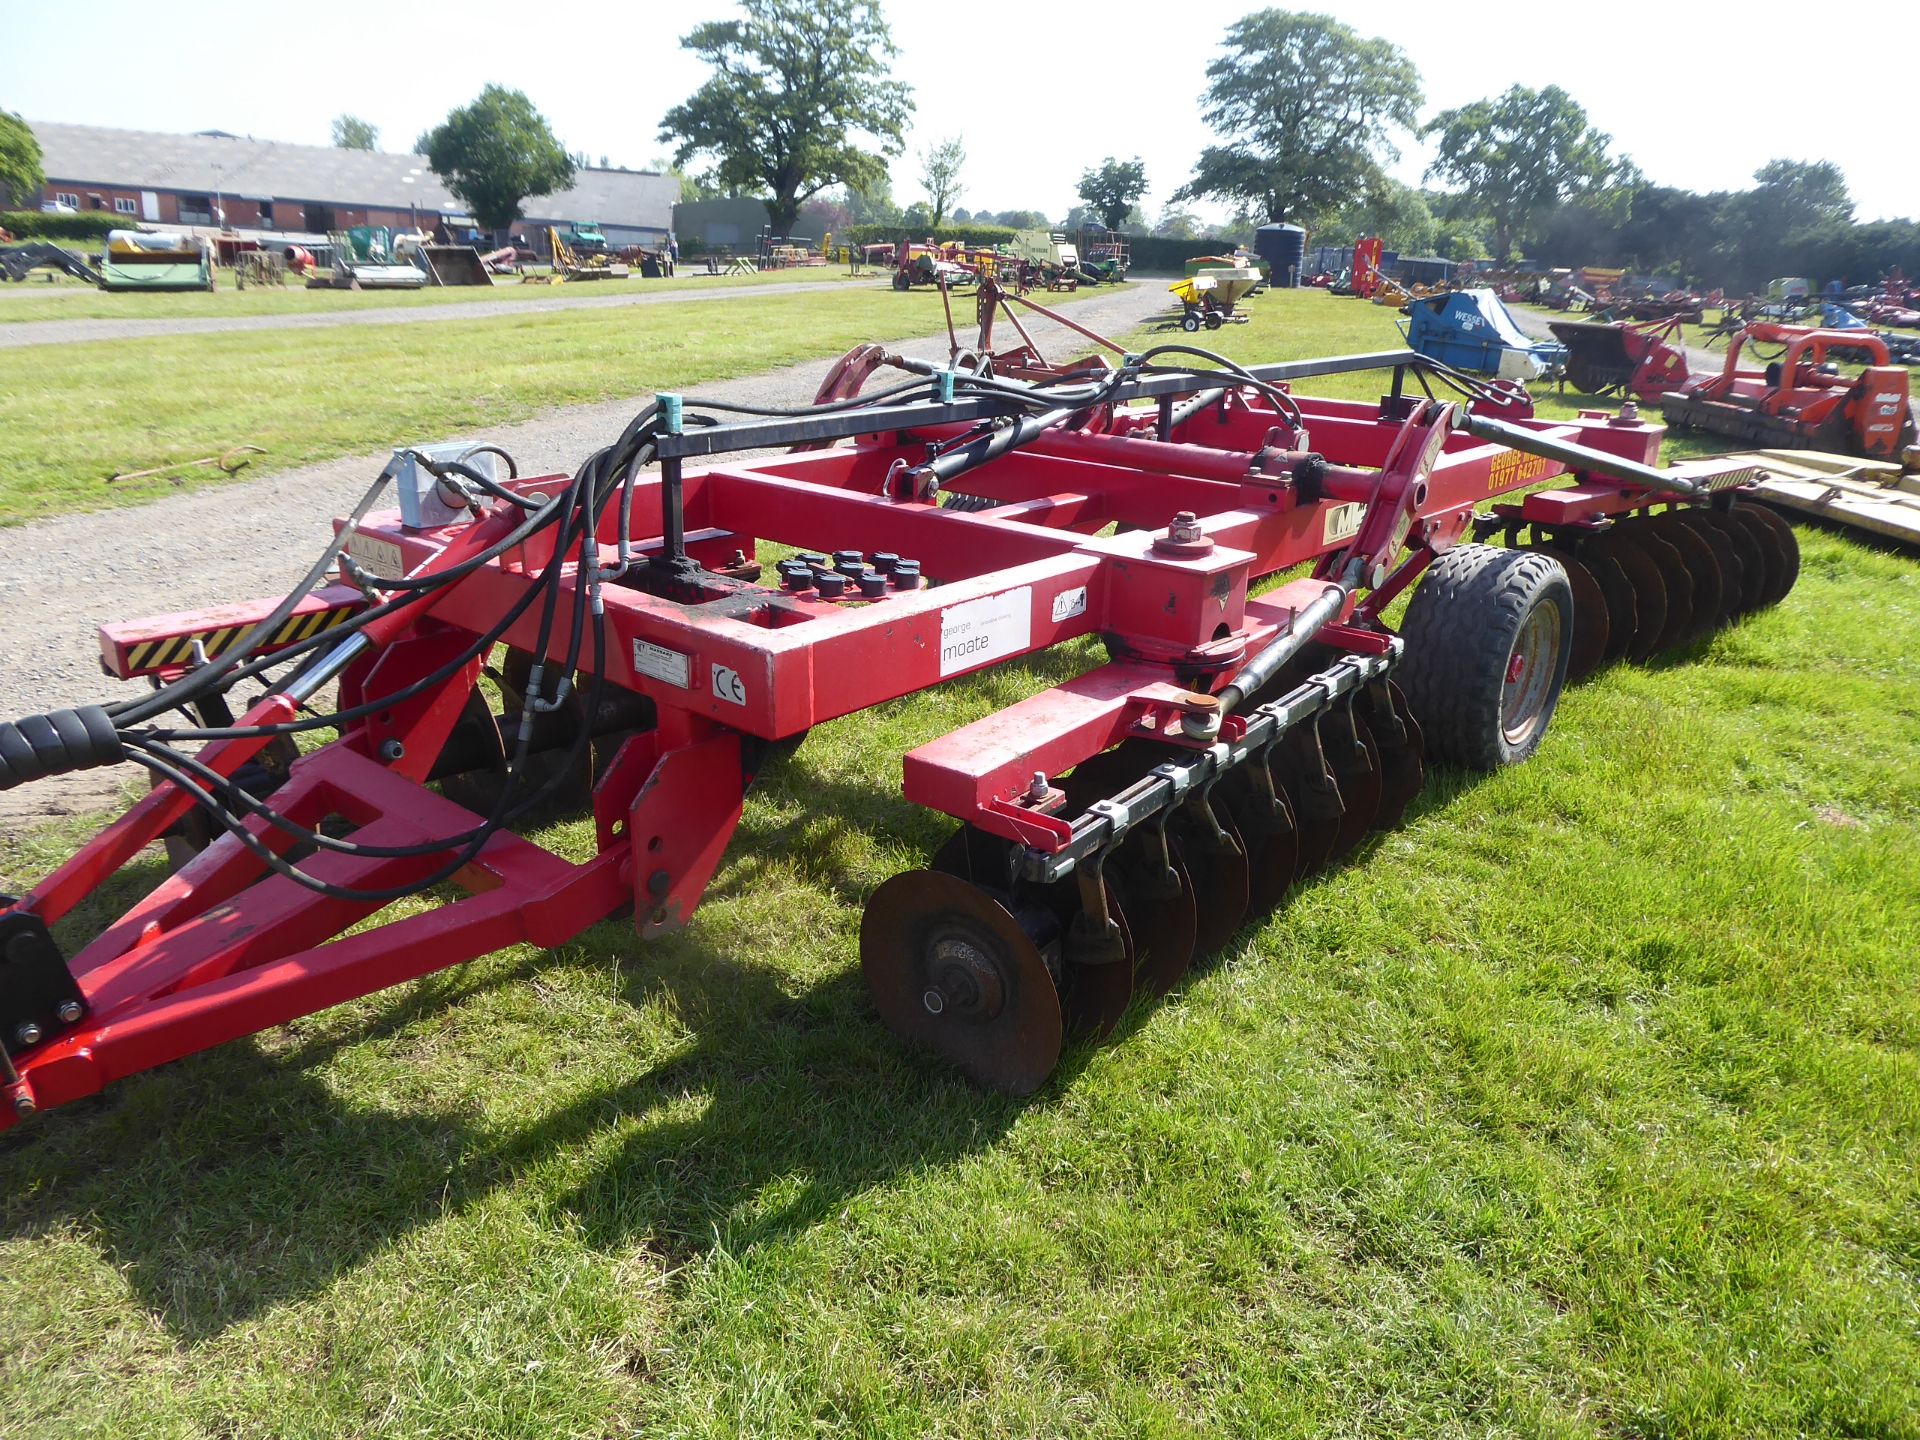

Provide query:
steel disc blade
left=1575, top=542, right=1637, bottom=665
left=1118, top=844, right=1199, bottom=996
left=1642, top=514, right=1723, bottom=643
left=1629, top=525, right=1695, bottom=651
left=1362, top=682, right=1425, bottom=831
left=1732, top=502, right=1800, bottom=607
left=1532, top=542, right=1610, bottom=680
left=1061, top=748, right=1197, bottom=995
left=932, top=823, right=1134, bottom=1039
left=1173, top=799, right=1250, bottom=956
left=861, top=870, right=1063, bottom=1096
left=1216, top=760, right=1299, bottom=916
left=1594, top=528, right=1668, bottom=662
left=1062, top=885, right=1135, bottom=1038
left=433, top=687, right=510, bottom=814
left=1673, top=510, right=1744, bottom=629
left=1704, top=508, right=1767, bottom=614
left=1272, top=721, right=1345, bottom=875
left=1322, top=704, right=1383, bottom=862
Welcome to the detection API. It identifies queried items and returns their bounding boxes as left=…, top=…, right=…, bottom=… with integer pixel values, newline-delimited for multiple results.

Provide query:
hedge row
left=1, top=210, right=128, bottom=241
left=840, top=222, right=1022, bottom=250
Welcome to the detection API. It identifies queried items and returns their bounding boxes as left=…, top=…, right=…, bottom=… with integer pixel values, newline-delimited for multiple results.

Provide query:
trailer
left=99, top=230, right=214, bottom=293
left=0, top=348, right=1800, bottom=1120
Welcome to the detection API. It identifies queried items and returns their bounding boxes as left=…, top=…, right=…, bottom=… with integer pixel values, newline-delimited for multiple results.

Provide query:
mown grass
left=0, top=279, right=1098, bottom=525
left=0, top=263, right=860, bottom=322
left=1, top=286, right=1917, bottom=1438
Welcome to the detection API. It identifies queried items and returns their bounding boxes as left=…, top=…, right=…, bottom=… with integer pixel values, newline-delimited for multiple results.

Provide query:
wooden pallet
left=1669, top=449, right=1920, bottom=546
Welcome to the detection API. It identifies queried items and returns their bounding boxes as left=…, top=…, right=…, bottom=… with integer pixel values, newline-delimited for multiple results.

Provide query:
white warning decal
left=631, top=639, right=691, bottom=689
left=711, top=663, right=746, bottom=706
left=1050, top=585, right=1089, bottom=624
left=939, top=587, right=1032, bottom=676
left=346, top=531, right=406, bottom=581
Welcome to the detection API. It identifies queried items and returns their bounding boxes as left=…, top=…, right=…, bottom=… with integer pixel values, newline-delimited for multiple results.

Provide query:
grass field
left=0, top=278, right=1099, bottom=525
left=1, top=287, right=1917, bottom=1437
left=0, top=263, right=860, bottom=323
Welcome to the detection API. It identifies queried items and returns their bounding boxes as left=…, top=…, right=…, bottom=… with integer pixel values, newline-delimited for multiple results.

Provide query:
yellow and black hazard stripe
left=122, top=605, right=356, bottom=673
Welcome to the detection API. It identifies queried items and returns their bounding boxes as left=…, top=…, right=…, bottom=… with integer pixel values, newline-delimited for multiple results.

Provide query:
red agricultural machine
left=1555, top=318, right=1914, bottom=462
left=1550, top=315, right=1695, bottom=401
left=0, top=346, right=1801, bottom=1120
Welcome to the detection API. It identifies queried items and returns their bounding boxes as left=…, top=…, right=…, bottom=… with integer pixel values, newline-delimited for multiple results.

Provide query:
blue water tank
left=1255, top=223, right=1306, bottom=288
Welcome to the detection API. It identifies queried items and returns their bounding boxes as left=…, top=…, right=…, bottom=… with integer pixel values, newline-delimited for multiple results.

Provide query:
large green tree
left=420, top=86, right=575, bottom=235
left=0, top=109, right=45, bottom=210
left=919, top=135, right=965, bottom=230
left=1076, top=157, right=1147, bottom=232
left=1174, top=11, right=1419, bottom=225
left=330, top=114, right=379, bottom=151
left=659, top=0, right=914, bottom=239
left=1423, top=85, right=1626, bottom=261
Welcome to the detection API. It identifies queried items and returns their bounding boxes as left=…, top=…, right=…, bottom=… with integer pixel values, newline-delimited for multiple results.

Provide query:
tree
left=1175, top=11, right=1419, bottom=225
left=1749, top=159, right=1853, bottom=231
left=918, top=135, right=965, bottom=230
left=1317, top=177, right=1435, bottom=254
left=1152, top=207, right=1205, bottom=241
left=660, top=0, right=914, bottom=239
left=1077, top=157, right=1146, bottom=232
left=330, top=114, right=379, bottom=151
left=421, top=86, right=576, bottom=235
left=0, top=109, right=45, bottom=209
left=843, top=176, right=902, bottom=225
left=1424, top=85, right=1626, bottom=261
left=993, top=208, right=1048, bottom=230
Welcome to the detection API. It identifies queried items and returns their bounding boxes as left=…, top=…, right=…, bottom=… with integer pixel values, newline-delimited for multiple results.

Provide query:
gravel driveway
left=0, top=280, right=1168, bottom=822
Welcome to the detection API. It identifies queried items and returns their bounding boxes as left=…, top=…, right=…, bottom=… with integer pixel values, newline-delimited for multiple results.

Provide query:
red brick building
left=30, top=121, right=675, bottom=245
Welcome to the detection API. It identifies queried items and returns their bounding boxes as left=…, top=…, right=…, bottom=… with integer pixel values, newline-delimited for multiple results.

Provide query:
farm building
left=26, top=121, right=677, bottom=247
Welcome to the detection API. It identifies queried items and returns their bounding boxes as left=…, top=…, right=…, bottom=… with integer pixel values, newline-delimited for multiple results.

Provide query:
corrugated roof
left=31, top=121, right=675, bottom=228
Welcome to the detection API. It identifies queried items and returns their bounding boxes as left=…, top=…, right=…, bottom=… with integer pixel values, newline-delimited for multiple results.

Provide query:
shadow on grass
left=0, top=765, right=1031, bottom=1343
left=0, top=680, right=1497, bottom=1344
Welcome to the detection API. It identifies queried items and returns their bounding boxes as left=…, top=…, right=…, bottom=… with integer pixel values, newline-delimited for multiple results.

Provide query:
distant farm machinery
left=0, top=344, right=1801, bottom=1122
left=1555, top=318, right=1914, bottom=462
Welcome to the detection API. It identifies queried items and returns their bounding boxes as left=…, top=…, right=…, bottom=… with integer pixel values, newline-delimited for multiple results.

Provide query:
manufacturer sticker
left=631, top=638, right=691, bottom=689
left=710, top=663, right=747, bottom=706
left=1323, top=501, right=1366, bottom=545
left=1050, top=585, right=1089, bottom=624
left=939, top=587, right=1032, bottom=676
left=346, top=531, right=406, bottom=581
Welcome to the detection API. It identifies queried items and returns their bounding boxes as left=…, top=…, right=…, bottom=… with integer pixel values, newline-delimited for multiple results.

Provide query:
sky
left=4, top=0, right=1916, bottom=226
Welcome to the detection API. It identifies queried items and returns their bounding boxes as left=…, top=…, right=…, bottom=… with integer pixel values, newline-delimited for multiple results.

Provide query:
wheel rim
left=1501, top=601, right=1563, bottom=746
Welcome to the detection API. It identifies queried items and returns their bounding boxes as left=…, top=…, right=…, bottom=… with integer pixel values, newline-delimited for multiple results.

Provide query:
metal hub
left=1501, top=599, right=1563, bottom=747
left=860, top=869, right=1063, bottom=1096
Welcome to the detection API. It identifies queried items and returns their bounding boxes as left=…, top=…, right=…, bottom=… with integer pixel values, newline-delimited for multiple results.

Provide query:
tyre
left=1180, top=310, right=1201, bottom=332
left=892, top=271, right=910, bottom=291
left=1396, top=543, right=1575, bottom=770
left=1204, top=311, right=1224, bottom=330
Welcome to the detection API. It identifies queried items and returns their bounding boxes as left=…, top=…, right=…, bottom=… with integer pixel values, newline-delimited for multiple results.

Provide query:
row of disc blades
left=861, top=500, right=1804, bottom=1095
left=1520, top=500, right=1799, bottom=680
left=861, top=676, right=1425, bottom=1095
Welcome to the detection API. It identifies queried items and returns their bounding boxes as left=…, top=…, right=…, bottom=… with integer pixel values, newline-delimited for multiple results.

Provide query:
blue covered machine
left=1401, top=289, right=1566, bottom=382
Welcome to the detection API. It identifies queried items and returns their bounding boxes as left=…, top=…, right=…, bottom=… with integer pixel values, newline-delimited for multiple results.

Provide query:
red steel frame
left=0, top=359, right=1754, bottom=1127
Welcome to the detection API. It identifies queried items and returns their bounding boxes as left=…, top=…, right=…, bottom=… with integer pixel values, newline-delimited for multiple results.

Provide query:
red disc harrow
left=0, top=345, right=1798, bottom=1116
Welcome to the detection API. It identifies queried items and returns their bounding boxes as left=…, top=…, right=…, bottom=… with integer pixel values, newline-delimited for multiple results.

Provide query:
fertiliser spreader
left=0, top=348, right=1800, bottom=1118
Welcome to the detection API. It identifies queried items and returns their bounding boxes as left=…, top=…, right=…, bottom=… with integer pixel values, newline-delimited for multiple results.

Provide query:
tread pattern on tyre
left=1396, top=543, right=1574, bottom=771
